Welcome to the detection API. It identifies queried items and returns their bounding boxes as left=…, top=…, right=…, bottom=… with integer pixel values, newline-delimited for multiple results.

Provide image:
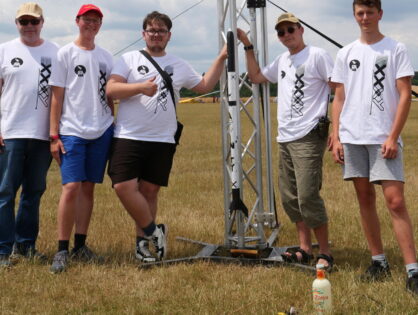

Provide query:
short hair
left=352, top=0, right=382, bottom=12
left=143, top=11, right=172, bottom=31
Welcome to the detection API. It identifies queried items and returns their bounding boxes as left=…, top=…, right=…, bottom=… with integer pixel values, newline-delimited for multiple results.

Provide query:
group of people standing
left=0, top=0, right=416, bottom=295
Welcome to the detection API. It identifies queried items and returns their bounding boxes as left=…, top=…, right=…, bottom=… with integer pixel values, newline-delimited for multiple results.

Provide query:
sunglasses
left=18, top=18, right=41, bottom=26
left=277, top=26, right=297, bottom=37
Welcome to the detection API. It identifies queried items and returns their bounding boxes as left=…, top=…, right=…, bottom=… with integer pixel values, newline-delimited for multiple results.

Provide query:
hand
left=219, top=44, right=227, bottom=60
left=141, top=76, right=158, bottom=97
left=381, top=138, right=398, bottom=159
left=50, top=139, right=66, bottom=165
left=332, top=139, right=344, bottom=164
left=237, top=28, right=251, bottom=46
left=327, top=132, right=334, bottom=151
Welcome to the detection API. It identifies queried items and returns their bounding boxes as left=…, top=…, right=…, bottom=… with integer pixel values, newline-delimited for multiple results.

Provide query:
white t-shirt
left=49, top=42, right=114, bottom=139
left=0, top=38, right=59, bottom=141
left=112, top=50, right=202, bottom=143
left=262, top=46, right=333, bottom=143
left=331, top=37, right=414, bottom=145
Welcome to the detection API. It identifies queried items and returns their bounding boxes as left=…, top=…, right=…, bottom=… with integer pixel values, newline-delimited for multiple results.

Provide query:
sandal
left=316, top=254, right=334, bottom=272
left=281, top=247, right=313, bottom=264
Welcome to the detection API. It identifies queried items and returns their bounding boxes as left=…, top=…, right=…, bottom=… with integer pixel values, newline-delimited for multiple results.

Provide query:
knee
left=356, top=189, right=376, bottom=208
left=386, top=196, right=406, bottom=215
left=114, top=181, right=134, bottom=198
left=61, top=182, right=81, bottom=200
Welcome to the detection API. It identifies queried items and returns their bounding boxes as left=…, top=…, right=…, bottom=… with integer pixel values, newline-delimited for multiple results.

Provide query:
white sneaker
left=151, top=224, right=168, bottom=260
left=135, top=239, right=156, bottom=263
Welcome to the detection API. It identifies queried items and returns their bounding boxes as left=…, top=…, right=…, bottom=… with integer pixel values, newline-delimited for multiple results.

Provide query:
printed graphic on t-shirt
left=36, top=56, right=52, bottom=109
left=137, top=65, right=149, bottom=75
left=11, top=57, right=23, bottom=68
left=75, top=65, right=86, bottom=77
left=290, top=65, right=305, bottom=118
left=349, top=59, right=360, bottom=71
left=371, top=55, right=387, bottom=113
left=155, top=65, right=174, bottom=114
left=281, top=70, right=286, bottom=79
left=98, top=62, right=110, bottom=114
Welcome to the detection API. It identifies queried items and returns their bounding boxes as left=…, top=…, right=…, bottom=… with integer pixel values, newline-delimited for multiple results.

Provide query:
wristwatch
left=243, top=44, right=254, bottom=51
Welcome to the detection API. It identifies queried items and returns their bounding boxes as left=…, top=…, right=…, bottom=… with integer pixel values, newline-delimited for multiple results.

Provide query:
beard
left=146, top=42, right=167, bottom=54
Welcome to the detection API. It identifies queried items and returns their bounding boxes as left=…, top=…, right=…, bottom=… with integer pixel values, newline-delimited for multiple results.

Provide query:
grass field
left=1, top=101, right=418, bottom=314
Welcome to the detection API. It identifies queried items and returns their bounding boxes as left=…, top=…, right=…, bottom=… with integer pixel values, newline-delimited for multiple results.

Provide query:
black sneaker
left=10, top=243, right=47, bottom=263
left=0, top=254, right=12, bottom=268
left=151, top=224, right=168, bottom=261
left=135, top=239, right=156, bottom=263
left=407, top=272, right=418, bottom=295
left=50, top=250, right=69, bottom=274
left=70, top=245, right=104, bottom=264
left=360, top=260, right=391, bottom=282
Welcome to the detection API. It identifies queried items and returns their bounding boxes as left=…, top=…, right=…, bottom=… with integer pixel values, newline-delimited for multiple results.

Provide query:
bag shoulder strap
left=139, top=49, right=176, bottom=110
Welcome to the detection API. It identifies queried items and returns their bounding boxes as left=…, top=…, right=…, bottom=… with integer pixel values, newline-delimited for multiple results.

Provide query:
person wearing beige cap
left=238, top=12, right=334, bottom=270
left=0, top=2, right=59, bottom=267
left=49, top=4, right=114, bottom=273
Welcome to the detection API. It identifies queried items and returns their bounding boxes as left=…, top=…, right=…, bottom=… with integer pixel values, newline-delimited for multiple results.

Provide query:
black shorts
left=108, top=138, right=176, bottom=187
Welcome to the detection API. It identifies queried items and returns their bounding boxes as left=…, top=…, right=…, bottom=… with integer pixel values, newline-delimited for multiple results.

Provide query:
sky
left=0, top=0, right=417, bottom=74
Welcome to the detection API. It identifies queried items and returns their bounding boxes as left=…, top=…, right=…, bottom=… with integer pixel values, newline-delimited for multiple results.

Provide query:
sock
left=58, top=240, right=69, bottom=252
left=74, top=234, right=87, bottom=251
left=136, top=236, right=147, bottom=246
left=372, top=254, right=389, bottom=267
left=406, top=263, right=418, bottom=277
left=143, top=222, right=157, bottom=237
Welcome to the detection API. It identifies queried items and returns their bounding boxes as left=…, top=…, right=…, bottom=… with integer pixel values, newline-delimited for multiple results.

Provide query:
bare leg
left=135, top=180, right=160, bottom=237
left=75, top=181, right=95, bottom=235
left=114, top=179, right=154, bottom=229
left=57, top=182, right=81, bottom=240
left=352, top=178, right=384, bottom=256
left=381, top=180, right=417, bottom=265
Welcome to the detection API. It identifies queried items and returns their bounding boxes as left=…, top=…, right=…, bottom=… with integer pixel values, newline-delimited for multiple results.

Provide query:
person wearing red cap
left=238, top=13, right=334, bottom=270
left=49, top=4, right=114, bottom=273
left=0, top=2, right=59, bottom=268
left=106, top=11, right=227, bottom=263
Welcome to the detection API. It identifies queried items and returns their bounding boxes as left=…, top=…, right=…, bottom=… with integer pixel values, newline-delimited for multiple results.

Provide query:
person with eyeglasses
left=106, top=11, right=227, bottom=263
left=48, top=4, right=114, bottom=273
left=237, top=12, right=334, bottom=270
left=0, top=2, right=59, bottom=268
left=331, top=0, right=418, bottom=294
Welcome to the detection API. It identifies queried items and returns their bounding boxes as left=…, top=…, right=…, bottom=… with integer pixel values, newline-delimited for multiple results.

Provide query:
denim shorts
left=342, top=144, right=404, bottom=184
left=60, top=125, right=114, bottom=185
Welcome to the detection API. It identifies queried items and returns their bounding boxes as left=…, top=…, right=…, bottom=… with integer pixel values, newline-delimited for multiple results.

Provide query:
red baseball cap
left=76, top=4, right=103, bottom=18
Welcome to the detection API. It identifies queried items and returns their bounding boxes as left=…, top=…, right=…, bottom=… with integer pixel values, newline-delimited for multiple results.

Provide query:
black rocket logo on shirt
left=290, top=65, right=305, bottom=118
left=11, top=57, right=23, bottom=68
left=349, top=59, right=360, bottom=71
left=36, top=56, right=52, bottom=109
left=370, top=55, right=387, bottom=114
left=74, top=65, right=87, bottom=77
left=137, top=65, right=149, bottom=75
left=155, top=65, right=174, bottom=114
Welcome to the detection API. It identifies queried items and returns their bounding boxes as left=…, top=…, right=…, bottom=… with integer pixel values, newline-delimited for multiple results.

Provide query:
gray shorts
left=342, top=144, right=404, bottom=184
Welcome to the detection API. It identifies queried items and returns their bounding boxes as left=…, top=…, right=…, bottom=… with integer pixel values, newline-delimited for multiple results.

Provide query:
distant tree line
left=180, top=73, right=278, bottom=98
left=413, top=71, right=418, bottom=86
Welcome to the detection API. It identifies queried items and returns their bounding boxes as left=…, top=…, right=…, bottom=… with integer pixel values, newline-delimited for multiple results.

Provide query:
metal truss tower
left=218, top=0, right=279, bottom=250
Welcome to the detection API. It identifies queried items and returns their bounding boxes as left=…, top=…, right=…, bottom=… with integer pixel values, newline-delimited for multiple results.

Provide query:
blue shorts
left=60, top=125, right=114, bottom=185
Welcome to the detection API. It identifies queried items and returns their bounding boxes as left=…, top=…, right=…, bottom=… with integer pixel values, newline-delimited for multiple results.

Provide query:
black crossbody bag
left=139, top=50, right=183, bottom=145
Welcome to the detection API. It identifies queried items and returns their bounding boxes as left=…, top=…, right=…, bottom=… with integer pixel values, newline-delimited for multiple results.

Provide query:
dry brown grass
left=0, top=102, right=418, bottom=314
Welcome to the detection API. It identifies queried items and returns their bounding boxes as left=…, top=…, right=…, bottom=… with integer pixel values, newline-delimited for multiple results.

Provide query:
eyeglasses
left=80, top=17, right=102, bottom=25
left=277, top=26, right=298, bottom=37
left=144, top=29, right=169, bottom=36
left=18, top=18, right=41, bottom=26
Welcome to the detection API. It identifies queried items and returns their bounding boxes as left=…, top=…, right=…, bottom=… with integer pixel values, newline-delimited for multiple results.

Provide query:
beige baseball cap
left=275, top=12, right=299, bottom=30
left=16, top=2, right=43, bottom=19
